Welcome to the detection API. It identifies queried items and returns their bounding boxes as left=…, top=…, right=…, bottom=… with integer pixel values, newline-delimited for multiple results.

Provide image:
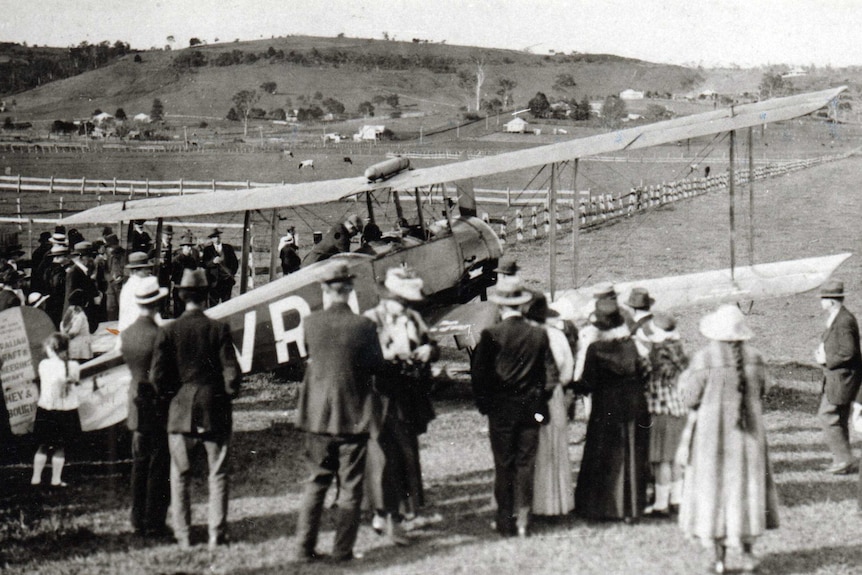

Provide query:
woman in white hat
left=677, top=305, right=779, bottom=574
left=363, top=266, right=439, bottom=546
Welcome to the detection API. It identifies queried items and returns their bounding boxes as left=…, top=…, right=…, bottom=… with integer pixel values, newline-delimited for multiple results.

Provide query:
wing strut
left=571, top=159, right=580, bottom=291
left=728, top=130, right=737, bottom=280
left=549, top=162, right=558, bottom=301
left=748, top=127, right=756, bottom=266
left=268, top=209, right=278, bottom=282
left=240, top=210, right=251, bottom=294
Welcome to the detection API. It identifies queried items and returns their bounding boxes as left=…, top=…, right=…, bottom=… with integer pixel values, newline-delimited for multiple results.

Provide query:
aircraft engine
left=365, top=157, right=411, bottom=182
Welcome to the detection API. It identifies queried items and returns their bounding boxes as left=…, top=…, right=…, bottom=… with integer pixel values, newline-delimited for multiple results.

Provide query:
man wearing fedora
left=301, top=214, right=364, bottom=268
left=625, top=287, right=655, bottom=351
left=103, top=233, right=125, bottom=322
left=471, top=281, right=553, bottom=537
left=202, top=228, right=238, bottom=307
left=118, top=252, right=155, bottom=335
left=120, top=276, right=171, bottom=539
left=44, top=243, right=71, bottom=328
left=131, top=220, right=152, bottom=255
left=815, top=279, right=862, bottom=475
left=151, top=269, right=241, bottom=550
left=171, top=232, right=200, bottom=317
left=65, top=241, right=102, bottom=334
left=295, top=263, right=384, bottom=563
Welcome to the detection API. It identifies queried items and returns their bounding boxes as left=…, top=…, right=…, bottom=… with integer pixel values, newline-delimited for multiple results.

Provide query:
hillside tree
left=496, top=78, right=517, bottom=109
left=189, top=37, right=203, bottom=47
left=527, top=92, right=551, bottom=118
left=358, top=101, right=375, bottom=117
left=600, top=95, right=627, bottom=128
left=115, top=108, right=127, bottom=121
left=150, top=98, right=164, bottom=122
left=260, top=81, right=277, bottom=95
left=553, top=73, right=577, bottom=92
left=322, top=97, right=345, bottom=115
left=232, top=89, right=260, bottom=136
left=759, top=73, right=792, bottom=99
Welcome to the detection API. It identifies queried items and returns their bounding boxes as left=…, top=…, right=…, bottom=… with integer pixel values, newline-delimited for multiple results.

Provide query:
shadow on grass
left=770, top=454, right=830, bottom=474
left=763, top=385, right=820, bottom=414
left=762, top=544, right=862, bottom=575
left=778, top=477, right=858, bottom=507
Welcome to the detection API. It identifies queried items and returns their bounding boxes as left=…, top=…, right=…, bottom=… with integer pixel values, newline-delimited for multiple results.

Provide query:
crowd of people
left=14, top=222, right=862, bottom=573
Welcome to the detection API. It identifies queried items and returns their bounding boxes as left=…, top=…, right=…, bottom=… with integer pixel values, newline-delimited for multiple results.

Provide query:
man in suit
left=815, top=279, right=862, bottom=474
left=301, top=214, right=364, bottom=267
left=471, top=281, right=553, bottom=537
left=151, top=269, right=241, bottom=550
left=64, top=241, right=102, bottom=333
left=120, top=276, right=170, bottom=538
left=171, top=233, right=199, bottom=317
left=294, top=262, right=384, bottom=563
left=202, top=228, right=238, bottom=306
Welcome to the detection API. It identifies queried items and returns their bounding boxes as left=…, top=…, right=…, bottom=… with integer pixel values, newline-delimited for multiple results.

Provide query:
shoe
left=712, top=559, right=725, bottom=574
left=402, top=512, right=443, bottom=532
left=824, top=461, right=856, bottom=475
left=328, top=551, right=363, bottom=563
left=385, top=515, right=410, bottom=546
left=208, top=535, right=227, bottom=551
left=177, top=536, right=192, bottom=550
left=50, top=481, right=69, bottom=488
left=644, top=505, right=670, bottom=518
left=297, top=549, right=327, bottom=563
left=741, top=552, right=760, bottom=573
left=371, top=513, right=385, bottom=535
left=517, top=526, right=528, bottom=538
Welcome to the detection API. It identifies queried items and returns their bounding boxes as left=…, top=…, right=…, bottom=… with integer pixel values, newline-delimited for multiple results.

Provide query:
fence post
left=499, top=217, right=507, bottom=244
left=506, top=186, right=511, bottom=207
left=543, top=202, right=550, bottom=234
left=516, top=210, right=524, bottom=242
left=179, top=178, right=184, bottom=196
left=145, top=178, right=150, bottom=197
left=97, top=195, right=102, bottom=207
left=49, top=176, right=54, bottom=194
left=16, top=197, right=21, bottom=231
left=16, top=175, right=21, bottom=195
left=81, top=176, right=86, bottom=195
left=112, top=177, right=117, bottom=195
left=58, top=196, right=63, bottom=220
left=531, top=206, right=538, bottom=238
left=212, top=179, right=216, bottom=192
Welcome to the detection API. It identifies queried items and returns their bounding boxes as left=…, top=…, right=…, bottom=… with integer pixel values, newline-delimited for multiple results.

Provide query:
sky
left=1, top=0, right=860, bottom=68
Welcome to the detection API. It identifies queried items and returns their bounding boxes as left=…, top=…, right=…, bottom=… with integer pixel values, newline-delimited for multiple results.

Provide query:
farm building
left=620, top=89, right=645, bottom=100
left=92, top=112, right=114, bottom=124
left=504, top=117, right=529, bottom=133
left=133, top=113, right=151, bottom=123
left=354, top=125, right=386, bottom=141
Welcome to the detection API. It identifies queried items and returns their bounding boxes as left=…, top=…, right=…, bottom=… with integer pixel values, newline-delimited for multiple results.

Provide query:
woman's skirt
left=33, top=407, right=81, bottom=448
left=648, top=413, right=686, bottom=464
left=533, top=385, right=574, bottom=516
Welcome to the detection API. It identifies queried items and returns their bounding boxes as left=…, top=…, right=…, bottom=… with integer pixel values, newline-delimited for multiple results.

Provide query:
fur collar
left=593, top=324, right=631, bottom=342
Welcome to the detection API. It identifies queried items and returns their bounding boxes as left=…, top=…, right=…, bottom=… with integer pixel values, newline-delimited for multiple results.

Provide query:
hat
left=104, top=233, right=119, bottom=247
left=179, top=233, right=194, bottom=246
left=49, top=232, right=67, bottom=245
left=282, top=232, right=295, bottom=246
left=488, top=281, right=533, bottom=306
left=820, top=279, right=845, bottom=299
left=651, top=311, right=677, bottom=332
left=134, top=276, right=169, bottom=304
left=38, top=231, right=52, bottom=242
left=320, top=262, right=354, bottom=284
left=67, top=229, right=84, bottom=247
left=54, top=225, right=66, bottom=234
left=592, top=281, right=616, bottom=300
left=26, top=292, right=49, bottom=307
left=163, top=224, right=174, bottom=235
left=344, top=214, right=364, bottom=233
left=72, top=241, right=92, bottom=256
left=67, top=289, right=87, bottom=308
left=2, top=244, right=24, bottom=258
left=125, top=251, right=151, bottom=269
left=627, top=287, right=655, bottom=310
left=101, top=226, right=113, bottom=237
left=0, top=265, right=18, bottom=285
left=178, top=268, right=209, bottom=290
left=699, top=304, right=754, bottom=341
left=133, top=220, right=145, bottom=226
left=50, top=244, right=69, bottom=257
left=590, top=298, right=625, bottom=330
left=382, top=266, right=424, bottom=302
left=524, top=291, right=560, bottom=322
left=207, top=228, right=223, bottom=238
left=494, top=256, right=520, bottom=276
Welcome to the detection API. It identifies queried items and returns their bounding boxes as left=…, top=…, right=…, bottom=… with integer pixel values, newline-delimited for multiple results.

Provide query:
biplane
left=10, top=85, right=847, bottom=434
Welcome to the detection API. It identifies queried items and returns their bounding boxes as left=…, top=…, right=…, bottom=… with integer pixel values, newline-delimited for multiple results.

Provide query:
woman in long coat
left=573, top=298, right=651, bottom=522
left=678, top=305, right=779, bottom=574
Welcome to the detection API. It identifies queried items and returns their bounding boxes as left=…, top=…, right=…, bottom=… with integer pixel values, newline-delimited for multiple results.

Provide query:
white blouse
left=37, top=357, right=81, bottom=412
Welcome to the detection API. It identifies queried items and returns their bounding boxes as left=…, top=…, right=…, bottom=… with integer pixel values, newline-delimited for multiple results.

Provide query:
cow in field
left=299, top=159, right=314, bottom=170
left=283, top=150, right=293, bottom=158
left=343, top=157, right=353, bottom=165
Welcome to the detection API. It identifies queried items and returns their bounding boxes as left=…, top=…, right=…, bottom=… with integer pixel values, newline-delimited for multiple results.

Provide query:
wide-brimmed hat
left=133, top=220, right=145, bottom=226
left=651, top=311, right=677, bottom=332
left=104, top=233, right=120, bottom=247
left=524, top=291, right=560, bottom=322
left=125, top=251, right=151, bottom=269
left=179, top=268, right=209, bottom=290
left=134, top=276, right=169, bottom=305
left=38, top=231, right=52, bottom=242
left=67, top=229, right=84, bottom=247
left=49, top=232, right=67, bottom=245
left=820, top=279, right=845, bottom=299
left=178, top=232, right=194, bottom=246
left=26, top=292, right=50, bottom=307
left=163, top=224, right=174, bottom=236
left=207, top=228, right=223, bottom=239
left=101, top=226, right=113, bottom=237
left=592, top=281, right=616, bottom=300
left=67, top=288, right=88, bottom=308
left=50, top=244, right=69, bottom=257
left=494, top=256, right=520, bottom=276
left=382, top=266, right=424, bottom=302
left=320, top=262, right=354, bottom=285
left=72, top=241, right=93, bottom=256
left=590, top=298, right=625, bottom=330
left=699, top=304, right=754, bottom=341
left=488, top=281, right=533, bottom=306
left=627, top=287, right=655, bottom=310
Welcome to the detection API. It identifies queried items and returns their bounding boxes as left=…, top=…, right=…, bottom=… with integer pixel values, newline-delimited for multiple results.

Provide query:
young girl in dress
left=31, top=333, right=81, bottom=487
left=60, top=289, right=92, bottom=361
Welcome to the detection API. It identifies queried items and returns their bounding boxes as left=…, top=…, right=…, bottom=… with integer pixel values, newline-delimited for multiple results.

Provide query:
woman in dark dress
left=573, top=298, right=651, bottom=522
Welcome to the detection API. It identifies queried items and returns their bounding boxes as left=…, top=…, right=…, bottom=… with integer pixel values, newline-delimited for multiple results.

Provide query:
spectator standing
left=294, top=263, right=384, bottom=563
left=202, top=228, right=238, bottom=306
left=279, top=232, right=301, bottom=276
left=573, top=298, right=650, bottom=523
left=625, top=287, right=655, bottom=352
left=814, top=279, right=862, bottom=475
left=118, top=252, right=153, bottom=334
left=151, top=269, right=241, bottom=550
left=171, top=233, right=199, bottom=317
left=471, top=282, right=551, bottom=537
left=44, top=244, right=70, bottom=328
left=103, top=234, right=125, bottom=322
left=121, top=276, right=171, bottom=538
left=0, top=265, right=23, bottom=311
left=60, top=289, right=92, bottom=362
left=678, top=305, right=779, bottom=574
left=131, top=220, right=152, bottom=254
left=363, top=266, right=438, bottom=545
left=64, top=242, right=101, bottom=333
left=30, top=333, right=80, bottom=487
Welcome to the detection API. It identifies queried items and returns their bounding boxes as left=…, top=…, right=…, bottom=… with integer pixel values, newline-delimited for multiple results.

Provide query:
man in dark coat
left=301, top=214, right=363, bottom=267
left=815, top=279, right=862, bottom=474
left=294, top=262, right=384, bottom=563
left=120, top=276, right=171, bottom=538
left=131, top=220, right=153, bottom=254
left=103, top=234, right=125, bottom=322
left=0, top=265, right=22, bottom=311
left=171, top=233, right=199, bottom=317
left=471, top=282, right=552, bottom=538
left=201, top=228, right=238, bottom=306
left=44, top=244, right=70, bottom=327
left=279, top=232, right=301, bottom=276
left=151, top=269, right=241, bottom=550
left=64, top=242, right=101, bottom=333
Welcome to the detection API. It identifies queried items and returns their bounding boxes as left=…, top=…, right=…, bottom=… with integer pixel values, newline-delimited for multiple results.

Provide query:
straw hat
left=50, top=244, right=69, bottom=257
left=49, top=232, right=67, bottom=245
left=134, top=276, right=169, bottom=305
left=382, top=266, right=424, bottom=302
left=27, top=292, right=50, bottom=307
left=179, top=233, right=194, bottom=246
left=820, top=279, right=845, bottom=299
left=591, top=281, right=617, bottom=300
left=626, top=287, right=655, bottom=310
left=125, top=251, right=151, bottom=269
left=699, top=304, right=754, bottom=341
left=590, top=298, right=625, bottom=330
left=72, top=241, right=93, bottom=256
left=488, top=281, right=533, bottom=307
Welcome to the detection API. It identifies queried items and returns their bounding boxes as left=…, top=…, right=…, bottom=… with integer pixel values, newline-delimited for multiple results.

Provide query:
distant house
left=93, top=112, right=114, bottom=124
left=354, top=125, right=385, bottom=141
left=133, top=113, right=151, bottom=123
left=323, top=132, right=344, bottom=143
left=504, top=117, right=528, bottom=133
left=620, top=89, right=645, bottom=100
left=589, top=101, right=604, bottom=117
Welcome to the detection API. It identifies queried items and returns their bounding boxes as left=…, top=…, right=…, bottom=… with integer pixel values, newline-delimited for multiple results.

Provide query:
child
left=60, top=289, right=92, bottom=361
left=31, top=333, right=81, bottom=487
left=644, top=312, right=689, bottom=516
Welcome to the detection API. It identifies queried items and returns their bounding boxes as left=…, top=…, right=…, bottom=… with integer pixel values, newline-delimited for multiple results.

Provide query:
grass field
left=2, top=148, right=862, bottom=573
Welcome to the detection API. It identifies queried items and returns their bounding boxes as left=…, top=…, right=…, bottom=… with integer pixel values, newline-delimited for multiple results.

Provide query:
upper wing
left=61, top=86, right=845, bottom=225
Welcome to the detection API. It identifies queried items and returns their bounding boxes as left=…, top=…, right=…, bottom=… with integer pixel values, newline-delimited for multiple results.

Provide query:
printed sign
left=0, top=307, right=53, bottom=435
